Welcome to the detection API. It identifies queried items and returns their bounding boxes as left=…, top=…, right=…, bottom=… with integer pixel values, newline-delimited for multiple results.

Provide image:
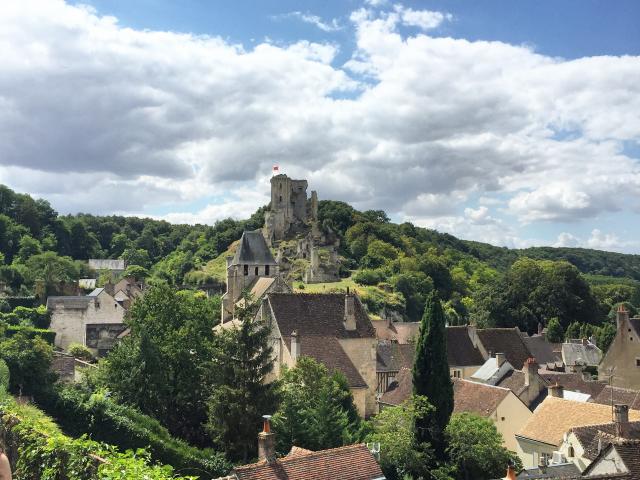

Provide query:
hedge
left=38, top=387, right=230, bottom=479
left=3, top=325, right=56, bottom=345
left=4, top=296, right=37, bottom=310
left=0, top=391, right=199, bottom=479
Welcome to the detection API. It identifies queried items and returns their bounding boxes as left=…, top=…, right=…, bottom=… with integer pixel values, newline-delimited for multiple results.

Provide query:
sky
left=1, top=1, right=639, bottom=253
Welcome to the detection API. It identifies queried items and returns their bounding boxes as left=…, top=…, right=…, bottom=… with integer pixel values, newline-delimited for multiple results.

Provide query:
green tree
left=124, top=264, right=149, bottom=279
left=19, top=251, right=85, bottom=296
left=545, top=317, right=564, bottom=343
left=16, top=235, right=42, bottom=262
left=206, top=299, right=277, bottom=462
left=594, top=323, right=617, bottom=353
left=100, top=285, right=219, bottom=445
left=366, top=395, right=433, bottom=480
left=0, top=333, right=55, bottom=397
left=413, top=291, right=453, bottom=460
left=565, top=321, right=582, bottom=340
left=446, top=413, right=522, bottom=480
left=272, top=357, right=363, bottom=453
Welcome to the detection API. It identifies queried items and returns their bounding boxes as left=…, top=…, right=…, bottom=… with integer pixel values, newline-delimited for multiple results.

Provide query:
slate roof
left=630, top=318, right=640, bottom=338
left=562, top=340, right=602, bottom=367
left=594, top=386, right=640, bottom=411
left=291, top=335, right=367, bottom=388
left=516, top=463, right=581, bottom=479
left=267, top=293, right=376, bottom=339
left=477, top=328, right=532, bottom=370
left=570, top=421, right=640, bottom=461
left=232, top=231, right=277, bottom=266
left=516, top=397, right=640, bottom=447
left=471, top=357, right=514, bottom=384
left=581, top=440, right=640, bottom=480
left=371, top=320, right=420, bottom=344
left=230, top=443, right=385, bottom=480
left=88, top=259, right=125, bottom=270
left=447, top=326, right=485, bottom=367
left=523, top=335, right=563, bottom=367
left=452, top=378, right=512, bottom=417
left=539, top=371, right=607, bottom=398
left=46, top=295, right=92, bottom=309
left=376, top=343, right=415, bottom=373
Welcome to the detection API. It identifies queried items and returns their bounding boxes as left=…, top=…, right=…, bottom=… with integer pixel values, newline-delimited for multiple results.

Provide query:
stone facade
left=47, top=288, right=126, bottom=355
left=599, top=306, right=640, bottom=389
left=264, top=175, right=317, bottom=245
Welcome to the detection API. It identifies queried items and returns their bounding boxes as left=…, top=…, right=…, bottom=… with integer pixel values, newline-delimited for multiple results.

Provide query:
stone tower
left=221, top=231, right=278, bottom=323
left=263, top=174, right=318, bottom=245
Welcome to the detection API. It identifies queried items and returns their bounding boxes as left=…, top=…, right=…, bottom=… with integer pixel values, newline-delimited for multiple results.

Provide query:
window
left=568, top=446, right=575, bottom=457
left=279, top=195, right=282, bottom=202
left=541, top=453, right=552, bottom=464
left=244, top=265, right=248, bottom=276
left=265, top=265, right=270, bottom=275
left=636, top=358, right=640, bottom=367
left=255, top=267, right=259, bottom=276
left=451, top=369, right=462, bottom=378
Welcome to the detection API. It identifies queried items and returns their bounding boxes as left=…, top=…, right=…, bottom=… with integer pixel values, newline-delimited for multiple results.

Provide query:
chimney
left=617, top=304, right=629, bottom=330
left=548, top=383, right=564, bottom=398
left=290, top=330, right=300, bottom=362
left=524, top=357, right=538, bottom=387
left=504, top=464, right=517, bottom=480
left=614, top=404, right=630, bottom=438
left=344, top=288, right=356, bottom=331
left=495, top=352, right=506, bottom=368
left=258, top=415, right=276, bottom=464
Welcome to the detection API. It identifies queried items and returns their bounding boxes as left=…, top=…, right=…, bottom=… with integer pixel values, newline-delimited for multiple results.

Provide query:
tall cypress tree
left=413, top=290, right=453, bottom=460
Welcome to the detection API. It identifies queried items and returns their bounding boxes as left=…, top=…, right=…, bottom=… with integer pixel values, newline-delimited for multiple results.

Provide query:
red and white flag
left=272, top=164, right=279, bottom=174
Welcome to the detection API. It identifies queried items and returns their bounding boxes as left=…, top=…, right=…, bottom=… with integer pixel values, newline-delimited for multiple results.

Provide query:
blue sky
left=1, top=0, right=639, bottom=252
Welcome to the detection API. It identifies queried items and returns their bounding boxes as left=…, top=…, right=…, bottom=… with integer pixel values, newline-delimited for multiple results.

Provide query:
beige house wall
left=49, top=291, right=125, bottom=351
left=515, top=437, right=557, bottom=469
left=599, top=319, right=640, bottom=389
left=559, top=431, right=590, bottom=471
left=339, top=337, right=378, bottom=417
left=492, top=394, right=532, bottom=453
left=449, top=365, right=482, bottom=380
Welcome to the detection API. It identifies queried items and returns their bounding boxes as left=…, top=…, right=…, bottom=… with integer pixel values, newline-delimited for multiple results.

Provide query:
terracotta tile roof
left=539, top=371, right=607, bottom=398
left=371, top=320, right=420, bottom=344
left=447, top=326, right=485, bottom=367
left=477, top=328, right=532, bottom=370
left=495, top=369, right=528, bottom=395
left=294, top=335, right=368, bottom=388
left=452, top=378, right=511, bottom=417
left=570, top=421, right=640, bottom=460
left=376, top=343, right=415, bottom=372
left=231, top=443, right=385, bottom=480
left=379, top=367, right=412, bottom=406
left=516, top=397, right=640, bottom=447
left=594, top=386, right=640, bottom=411
left=268, top=293, right=376, bottom=339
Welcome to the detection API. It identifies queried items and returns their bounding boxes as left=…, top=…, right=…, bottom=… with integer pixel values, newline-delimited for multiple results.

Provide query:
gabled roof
left=516, top=397, right=640, bottom=447
left=539, top=371, right=607, bottom=398
left=46, top=295, right=92, bottom=309
left=471, top=357, right=514, bottom=385
left=232, top=231, right=277, bottom=266
left=291, top=335, right=367, bottom=388
left=452, top=378, right=512, bottom=417
left=581, top=439, right=640, bottom=480
left=594, top=386, right=640, bottom=411
left=523, top=335, right=563, bottom=367
left=447, top=326, right=485, bottom=367
left=267, top=293, right=375, bottom=339
left=231, top=443, right=385, bottom=480
left=570, top=421, right=640, bottom=461
left=87, top=287, right=104, bottom=297
left=477, top=328, right=532, bottom=370
left=376, top=343, right=415, bottom=373
left=515, top=462, right=581, bottom=479
left=562, top=340, right=602, bottom=367
left=379, top=368, right=413, bottom=406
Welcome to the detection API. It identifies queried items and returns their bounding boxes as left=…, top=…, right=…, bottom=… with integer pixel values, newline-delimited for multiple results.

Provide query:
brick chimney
left=344, top=288, right=356, bottom=331
left=258, top=415, right=276, bottom=464
left=617, top=304, right=629, bottom=330
left=548, top=383, right=564, bottom=398
left=614, top=404, right=630, bottom=438
left=290, top=330, right=300, bottom=362
left=495, top=352, right=506, bottom=368
left=524, top=357, right=538, bottom=387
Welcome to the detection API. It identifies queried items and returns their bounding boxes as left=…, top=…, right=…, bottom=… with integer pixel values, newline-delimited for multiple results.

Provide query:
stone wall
left=339, top=337, right=378, bottom=417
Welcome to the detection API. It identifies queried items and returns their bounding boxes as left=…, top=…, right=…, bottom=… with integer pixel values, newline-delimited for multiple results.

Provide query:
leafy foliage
left=271, top=357, right=365, bottom=453
left=0, top=332, right=56, bottom=397
left=446, top=413, right=522, bottom=480
left=545, top=317, right=564, bottom=343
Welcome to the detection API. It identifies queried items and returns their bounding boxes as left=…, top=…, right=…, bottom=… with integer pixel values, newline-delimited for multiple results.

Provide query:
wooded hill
left=1, top=184, right=639, bottom=332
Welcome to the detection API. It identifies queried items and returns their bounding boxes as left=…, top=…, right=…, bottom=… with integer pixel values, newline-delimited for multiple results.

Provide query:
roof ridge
left=455, top=378, right=512, bottom=392
left=235, top=443, right=368, bottom=471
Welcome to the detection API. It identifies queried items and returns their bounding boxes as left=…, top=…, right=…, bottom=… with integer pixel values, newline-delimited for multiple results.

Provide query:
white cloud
left=393, top=5, right=452, bottom=31
left=553, top=232, right=581, bottom=248
left=275, top=12, right=342, bottom=32
left=1, top=1, right=640, bottom=253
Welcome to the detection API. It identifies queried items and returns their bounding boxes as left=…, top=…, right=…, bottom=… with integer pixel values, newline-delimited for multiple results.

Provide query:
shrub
left=5, top=325, right=56, bottom=344
left=353, top=269, right=384, bottom=286
left=13, top=305, right=50, bottom=328
left=68, top=343, right=94, bottom=362
left=0, top=358, right=9, bottom=392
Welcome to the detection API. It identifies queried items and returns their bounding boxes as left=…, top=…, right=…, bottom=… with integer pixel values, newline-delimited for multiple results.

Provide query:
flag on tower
left=272, top=164, right=279, bottom=174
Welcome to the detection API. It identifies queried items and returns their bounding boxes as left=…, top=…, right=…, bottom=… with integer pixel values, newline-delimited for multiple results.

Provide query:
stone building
left=47, top=287, right=127, bottom=355
left=221, top=230, right=289, bottom=323
left=599, top=305, right=640, bottom=389
left=255, top=291, right=378, bottom=417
